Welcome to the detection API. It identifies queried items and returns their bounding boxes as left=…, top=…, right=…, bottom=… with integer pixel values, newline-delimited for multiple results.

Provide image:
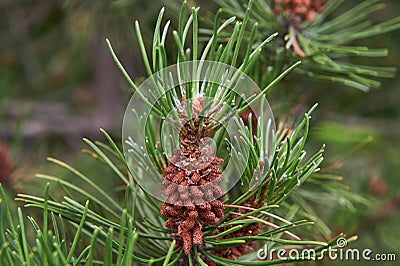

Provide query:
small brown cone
left=160, top=96, right=225, bottom=255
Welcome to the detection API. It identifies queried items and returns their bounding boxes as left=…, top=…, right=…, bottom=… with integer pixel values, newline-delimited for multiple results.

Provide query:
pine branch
left=0, top=1, right=368, bottom=264
left=209, top=0, right=400, bottom=91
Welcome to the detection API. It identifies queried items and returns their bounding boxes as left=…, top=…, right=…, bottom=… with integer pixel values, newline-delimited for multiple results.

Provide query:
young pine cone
left=160, top=96, right=226, bottom=254
left=274, top=0, right=326, bottom=23
left=211, top=198, right=263, bottom=260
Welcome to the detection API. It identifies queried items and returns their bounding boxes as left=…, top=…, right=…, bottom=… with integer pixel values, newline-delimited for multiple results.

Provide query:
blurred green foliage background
left=0, top=0, right=399, bottom=264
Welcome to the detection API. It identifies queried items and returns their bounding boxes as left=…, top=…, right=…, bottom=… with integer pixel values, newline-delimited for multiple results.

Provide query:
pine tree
left=0, top=0, right=398, bottom=265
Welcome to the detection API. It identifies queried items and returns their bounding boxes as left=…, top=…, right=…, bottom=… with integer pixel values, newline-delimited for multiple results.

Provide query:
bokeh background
left=1, top=0, right=399, bottom=264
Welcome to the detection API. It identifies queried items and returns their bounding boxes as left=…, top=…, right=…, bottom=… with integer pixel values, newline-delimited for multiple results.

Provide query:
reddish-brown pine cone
left=160, top=96, right=226, bottom=255
left=160, top=153, right=225, bottom=254
left=274, top=0, right=326, bottom=23
left=211, top=198, right=263, bottom=260
left=212, top=221, right=262, bottom=259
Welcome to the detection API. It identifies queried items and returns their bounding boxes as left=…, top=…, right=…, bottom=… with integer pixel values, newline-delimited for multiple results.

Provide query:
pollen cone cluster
left=212, top=197, right=263, bottom=260
left=160, top=96, right=225, bottom=254
left=274, top=0, right=326, bottom=22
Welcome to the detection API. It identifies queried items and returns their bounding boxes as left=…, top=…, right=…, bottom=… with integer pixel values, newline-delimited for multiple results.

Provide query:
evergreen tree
left=0, top=0, right=398, bottom=265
